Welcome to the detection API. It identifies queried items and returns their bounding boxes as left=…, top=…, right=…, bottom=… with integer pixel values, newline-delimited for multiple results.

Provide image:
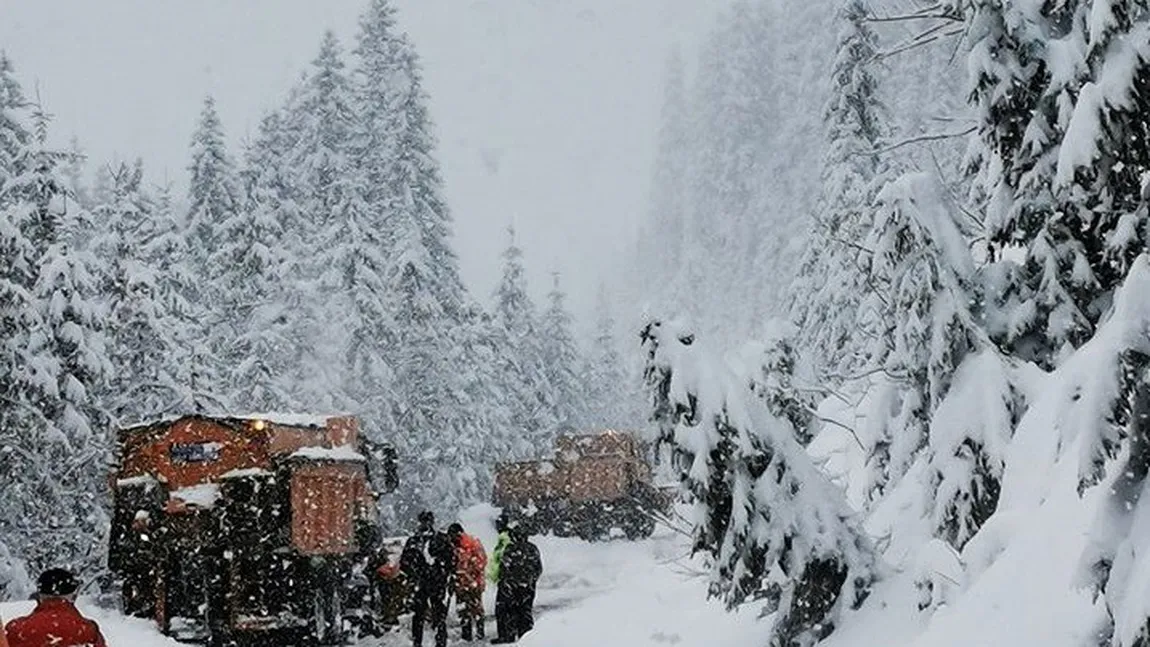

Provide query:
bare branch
left=852, top=127, right=977, bottom=158
left=876, top=25, right=966, bottom=60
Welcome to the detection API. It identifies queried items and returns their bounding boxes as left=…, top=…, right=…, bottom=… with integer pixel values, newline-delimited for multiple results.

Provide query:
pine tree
left=93, top=161, right=187, bottom=422
left=284, top=31, right=381, bottom=414
left=215, top=114, right=297, bottom=411
left=582, top=285, right=633, bottom=429
left=0, top=52, right=38, bottom=588
left=740, top=322, right=819, bottom=446
left=352, top=5, right=488, bottom=516
left=143, top=184, right=200, bottom=412
left=540, top=273, right=585, bottom=430
left=860, top=173, right=982, bottom=501
left=62, top=136, right=91, bottom=210
left=642, top=318, right=875, bottom=646
left=0, top=96, right=111, bottom=578
left=791, top=0, right=890, bottom=377
left=1046, top=1, right=1150, bottom=355
left=956, top=0, right=1095, bottom=368
left=185, top=95, right=240, bottom=411
left=493, top=228, right=551, bottom=447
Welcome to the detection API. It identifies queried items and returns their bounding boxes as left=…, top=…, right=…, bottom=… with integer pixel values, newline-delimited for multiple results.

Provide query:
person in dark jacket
left=399, top=511, right=455, bottom=647
left=4, top=568, right=106, bottom=647
left=491, top=524, right=542, bottom=644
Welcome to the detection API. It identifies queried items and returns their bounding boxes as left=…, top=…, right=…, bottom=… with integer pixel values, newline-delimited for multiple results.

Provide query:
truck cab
left=108, top=413, right=397, bottom=645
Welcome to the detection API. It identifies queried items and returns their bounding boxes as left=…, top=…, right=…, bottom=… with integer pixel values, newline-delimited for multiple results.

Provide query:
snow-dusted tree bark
left=642, top=318, right=875, bottom=647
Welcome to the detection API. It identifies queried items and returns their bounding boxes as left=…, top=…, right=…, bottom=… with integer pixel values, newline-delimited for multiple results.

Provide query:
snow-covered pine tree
left=861, top=173, right=981, bottom=500
left=956, top=0, right=1092, bottom=369
left=0, top=52, right=38, bottom=593
left=1, top=99, right=111, bottom=579
left=1047, top=255, right=1150, bottom=647
left=185, top=95, right=240, bottom=411
left=62, top=136, right=91, bottom=211
left=284, top=30, right=379, bottom=414
left=927, top=348, right=1024, bottom=550
left=686, top=1, right=777, bottom=343
left=493, top=228, right=552, bottom=447
left=354, top=5, right=484, bottom=516
left=540, top=272, right=585, bottom=431
left=92, top=161, right=188, bottom=423
left=287, top=30, right=356, bottom=250
left=737, top=322, right=819, bottom=446
left=791, top=0, right=889, bottom=377
left=1047, top=0, right=1150, bottom=354
left=582, top=285, right=632, bottom=430
left=202, top=131, right=292, bottom=412
left=642, top=318, right=875, bottom=646
left=141, top=184, right=200, bottom=413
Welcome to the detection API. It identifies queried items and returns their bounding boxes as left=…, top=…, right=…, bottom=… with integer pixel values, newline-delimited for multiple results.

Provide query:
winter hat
left=418, top=511, right=435, bottom=528
left=448, top=523, right=464, bottom=536
left=37, top=568, right=79, bottom=597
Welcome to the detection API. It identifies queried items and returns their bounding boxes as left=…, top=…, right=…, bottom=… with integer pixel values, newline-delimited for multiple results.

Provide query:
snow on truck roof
left=289, top=445, right=366, bottom=462
left=119, top=412, right=350, bottom=431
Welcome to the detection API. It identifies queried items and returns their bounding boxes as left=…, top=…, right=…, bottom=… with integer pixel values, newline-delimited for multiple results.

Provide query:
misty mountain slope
left=628, top=0, right=968, bottom=348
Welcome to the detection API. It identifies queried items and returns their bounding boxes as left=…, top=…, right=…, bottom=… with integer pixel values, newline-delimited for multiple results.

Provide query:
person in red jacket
left=447, top=523, right=488, bottom=641
left=4, top=569, right=106, bottom=647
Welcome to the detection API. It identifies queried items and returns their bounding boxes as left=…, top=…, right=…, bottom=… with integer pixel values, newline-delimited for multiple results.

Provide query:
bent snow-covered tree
left=1059, top=255, right=1150, bottom=647
left=641, top=318, right=875, bottom=647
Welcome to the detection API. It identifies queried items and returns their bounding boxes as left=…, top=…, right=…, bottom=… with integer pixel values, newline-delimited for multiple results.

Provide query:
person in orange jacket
left=447, top=523, right=488, bottom=641
left=4, top=568, right=106, bottom=647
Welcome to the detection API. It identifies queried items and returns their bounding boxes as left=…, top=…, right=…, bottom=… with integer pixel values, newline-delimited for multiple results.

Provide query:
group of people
left=389, top=510, right=543, bottom=647
left=0, top=511, right=539, bottom=647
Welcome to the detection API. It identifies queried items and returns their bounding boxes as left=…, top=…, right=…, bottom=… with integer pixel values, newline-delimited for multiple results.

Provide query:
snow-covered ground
left=0, top=599, right=184, bottom=646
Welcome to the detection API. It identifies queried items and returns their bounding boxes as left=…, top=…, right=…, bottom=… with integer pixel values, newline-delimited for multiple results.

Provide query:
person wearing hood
left=448, top=523, right=488, bottom=641
left=4, top=569, right=106, bottom=647
left=490, top=523, right=542, bottom=644
left=399, top=512, right=455, bottom=647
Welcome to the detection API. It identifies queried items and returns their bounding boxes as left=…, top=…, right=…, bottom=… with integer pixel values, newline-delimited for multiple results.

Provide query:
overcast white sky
left=0, top=0, right=723, bottom=324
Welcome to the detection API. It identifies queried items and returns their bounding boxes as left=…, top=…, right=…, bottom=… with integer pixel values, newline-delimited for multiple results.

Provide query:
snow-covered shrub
left=928, top=349, right=1026, bottom=549
left=642, top=318, right=875, bottom=646
left=736, top=321, right=819, bottom=446
left=1068, top=255, right=1150, bottom=647
left=861, top=172, right=982, bottom=501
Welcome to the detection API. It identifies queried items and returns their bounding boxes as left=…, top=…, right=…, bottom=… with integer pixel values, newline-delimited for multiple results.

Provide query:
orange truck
left=107, top=413, right=397, bottom=645
left=492, top=430, right=668, bottom=540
